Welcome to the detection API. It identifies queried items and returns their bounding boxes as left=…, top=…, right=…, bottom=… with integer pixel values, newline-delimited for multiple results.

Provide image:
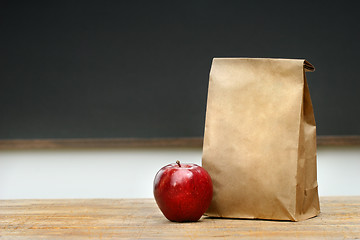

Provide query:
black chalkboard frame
left=1, top=2, right=360, bottom=148
left=0, top=136, right=359, bottom=149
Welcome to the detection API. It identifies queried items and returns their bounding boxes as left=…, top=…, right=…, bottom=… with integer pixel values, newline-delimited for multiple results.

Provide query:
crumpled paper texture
left=202, top=58, right=320, bottom=221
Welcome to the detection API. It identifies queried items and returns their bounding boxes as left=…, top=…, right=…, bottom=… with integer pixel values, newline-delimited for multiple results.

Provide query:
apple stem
left=176, top=160, right=181, bottom=167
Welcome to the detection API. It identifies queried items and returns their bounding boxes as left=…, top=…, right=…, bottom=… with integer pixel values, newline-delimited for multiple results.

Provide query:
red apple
left=153, top=160, right=213, bottom=222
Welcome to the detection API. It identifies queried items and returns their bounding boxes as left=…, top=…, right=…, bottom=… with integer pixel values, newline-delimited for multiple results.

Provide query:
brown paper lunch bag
left=202, top=58, right=320, bottom=221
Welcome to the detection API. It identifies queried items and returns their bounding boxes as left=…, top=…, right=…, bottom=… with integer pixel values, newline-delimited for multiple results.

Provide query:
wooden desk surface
left=0, top=197, right=359, bottom=239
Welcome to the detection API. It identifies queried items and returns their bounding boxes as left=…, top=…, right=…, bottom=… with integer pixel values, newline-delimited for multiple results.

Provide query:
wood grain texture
left=0, top=197, right=359, bottom=239
left=316, top=135, right=360, bottom=146
left=0, top=138, right=204, bottom=150
left=0, top=136, right=359, bottom=149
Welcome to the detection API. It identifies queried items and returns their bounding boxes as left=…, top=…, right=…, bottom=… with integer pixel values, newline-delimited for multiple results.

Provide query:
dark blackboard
left=1, top=1, right=360, bottom=140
